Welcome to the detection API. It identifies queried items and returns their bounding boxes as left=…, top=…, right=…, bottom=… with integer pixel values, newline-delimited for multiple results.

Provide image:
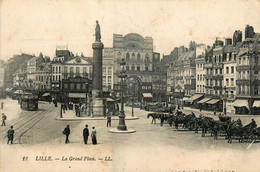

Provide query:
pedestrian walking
left=62, top=125, right=70, bottom=144
left=83, top=125, right=89, bottom=144
left=7, top=126, right=14, bottom=144
left=91, top=127, right=97, bottom=145
left=2, top=113, right=7, bottom=126
left=106, top=109, right=112, bottom=127
left=62, top=104, right=66, bottom=113
left=1, top=102, right=4, bottom=109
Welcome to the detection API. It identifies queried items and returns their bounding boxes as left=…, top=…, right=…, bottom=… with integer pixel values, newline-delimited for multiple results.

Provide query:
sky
left=1, top=0, right=260, bottom=61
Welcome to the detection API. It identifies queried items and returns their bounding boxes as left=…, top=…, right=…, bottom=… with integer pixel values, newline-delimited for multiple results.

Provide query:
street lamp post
left=223, top=86, right=227, bottom=115
left=85, top=74, right=89, bottom=116
left=60, top=91, right=63, bottom=118
left=132, top=82, right=135, bottom=117
left=117, top=59, right=128, bottom=131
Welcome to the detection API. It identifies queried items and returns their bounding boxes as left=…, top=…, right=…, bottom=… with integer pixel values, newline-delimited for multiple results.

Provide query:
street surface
left=1, top=99, right=260, bottom=172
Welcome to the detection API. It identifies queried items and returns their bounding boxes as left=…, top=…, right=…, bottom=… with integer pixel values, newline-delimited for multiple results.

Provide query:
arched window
left=126, top=53, right=130, bottom=60
left=145, top=53, right=149, bottom=60
left=132, top=53, right=135, bottom=58
left=137, top=53, right=141, bottom=61
left=126, top=65, right=129, bottom=70
left=137, top=64, right=140, bottom=71
left=132, top=64, right=135, bottom=71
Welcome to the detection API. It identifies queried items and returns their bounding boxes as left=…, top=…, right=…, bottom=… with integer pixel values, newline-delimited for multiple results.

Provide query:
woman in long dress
left=91, top=127, right=97, bottom=145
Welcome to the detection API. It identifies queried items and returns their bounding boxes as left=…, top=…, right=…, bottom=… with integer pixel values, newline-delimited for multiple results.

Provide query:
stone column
left=92, top=42, right=104, bottom=117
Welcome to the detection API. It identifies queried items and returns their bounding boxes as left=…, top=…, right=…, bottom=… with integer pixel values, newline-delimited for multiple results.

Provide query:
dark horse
left=171, top=111, right=186, bottom=130
left=226, top=119, right=244, bottom=143
left=196, top=116, right=214, bottom=137
left=147, top=113, right=158, bottom=124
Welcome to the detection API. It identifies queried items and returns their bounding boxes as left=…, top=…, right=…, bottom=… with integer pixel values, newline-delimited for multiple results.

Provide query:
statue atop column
left=94, top=20, right=101, bottom=42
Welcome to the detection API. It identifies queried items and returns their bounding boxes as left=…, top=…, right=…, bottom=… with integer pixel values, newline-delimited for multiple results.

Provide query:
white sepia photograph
left=0, top=0, right=260, bottom=171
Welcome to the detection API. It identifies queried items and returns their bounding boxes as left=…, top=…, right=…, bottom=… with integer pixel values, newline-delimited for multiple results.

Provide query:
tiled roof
left=178, top=51, right=195, bottom=61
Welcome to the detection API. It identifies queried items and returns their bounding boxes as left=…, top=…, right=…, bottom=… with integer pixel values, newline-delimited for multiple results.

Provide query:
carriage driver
left=251, top=119, right=257, bottom=130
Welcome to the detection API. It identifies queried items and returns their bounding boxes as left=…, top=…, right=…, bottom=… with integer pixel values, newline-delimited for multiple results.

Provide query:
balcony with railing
left=204, top=63, right=213, bottom=68
left=236, top=65, right=250, bottom=71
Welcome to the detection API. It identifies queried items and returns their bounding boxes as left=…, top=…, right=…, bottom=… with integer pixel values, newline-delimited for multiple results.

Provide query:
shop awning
left=183, top=97, right=189, bottom=101
left=206, top=99, right=221, bottom=105
left=233, top=99, right=249, bottom=109
left=13, top=90, right=23, bottom=94
left=197, top=98, right=212, bottom=104
left=68, top=93, right=86, bottom=98
left=233, top=99, right=249, bottom=108
left=184, top=94, right=204, bottom=103
left=42, top=93, right=50, bottom=97
left=5, top=88, right=12, bottom=92
left=253, top=100, right=260, bottom=108
left=166, top=92, right=173, bottom=96
left=143, top=93, right=152, bottom=98
left=106, top=98, right=115, bottom=102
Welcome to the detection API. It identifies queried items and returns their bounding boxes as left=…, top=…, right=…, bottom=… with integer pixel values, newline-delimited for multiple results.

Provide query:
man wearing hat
left=7, top=126, right=14, bottom=144
left=251, top=119, right=257, bottom=130
left=62, top=125, right=70, bottom=144
left=2, top=113, right=7, bottom=126
left=83, top=124, right=89, bottom=144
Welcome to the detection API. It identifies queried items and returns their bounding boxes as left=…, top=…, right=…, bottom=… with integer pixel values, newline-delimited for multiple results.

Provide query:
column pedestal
left=92, top=42, right=104, bottom=117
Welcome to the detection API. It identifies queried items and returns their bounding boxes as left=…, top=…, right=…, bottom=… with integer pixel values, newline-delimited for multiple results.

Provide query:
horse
left=183, top=113, right=197, bottom=130
left=197, top=116, right=214, bottom=137
left=158, top=113, right=170, bottom=126
left=218, top=116, right=232, bottom=123
left=147, top=113, right=159, bottom=124
left=171, top=112, right=186, bottom=130
left=227, top=119, right=243, bottom=143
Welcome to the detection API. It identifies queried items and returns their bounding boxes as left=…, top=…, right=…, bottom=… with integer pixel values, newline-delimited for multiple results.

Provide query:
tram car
left=20, top=94, right=38, bottom=111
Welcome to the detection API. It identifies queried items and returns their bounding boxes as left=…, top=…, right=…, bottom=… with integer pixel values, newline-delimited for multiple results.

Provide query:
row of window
left=64, top=66, right=92, bottom=74
left=102, top=67, right=112, bottom=75
left=206, top=68, right=223, bottom=75
left=176, top=69, right=195, bottom=77
left=237, top=85, right=260, bottom=95
left=225, top=78, right=235, bottom=86
left=36, top=75, right=50, bottom=82
left=225, top=66, right=235, bottom=74
left=102, top=76, right=112, bottom=84
left=196, top=85, right=205, bottom=93
left=206, top=79, right=222, bottom=87
left=238, top=71, right=250, bottom=80
left=125, top=53, right=149, bottom=61
left=197, top=74, right=204, bottom=81
left=196, top=64, right=204, bottom=70
left=125, top=65, right=149, bottom=71
left=238, top=56, right=250, bottom=65
left=63, top=83, right=87, bottom=90
left=206, top=89, right=223, bottom=95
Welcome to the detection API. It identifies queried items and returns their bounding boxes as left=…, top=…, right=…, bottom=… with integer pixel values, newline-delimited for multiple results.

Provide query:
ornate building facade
left=104, top=33, right=166, bottom=102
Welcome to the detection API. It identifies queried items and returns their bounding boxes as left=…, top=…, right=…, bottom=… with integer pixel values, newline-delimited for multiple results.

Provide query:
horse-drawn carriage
left=144, top=103, right=175, bottom=113
left=147, top=108, right=260, bottom=144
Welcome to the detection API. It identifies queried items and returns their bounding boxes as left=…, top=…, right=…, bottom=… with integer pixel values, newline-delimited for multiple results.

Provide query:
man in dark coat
left=1, top=102, right=4, bottom=109
left=106, top=109, right=112, bottom=127
left=7, top=126, right=14, bottom=144
left=83, top=125, right=89, bottom=144
left=250, top=119, right=257, bottom=131
left=63, top=125, right=70, bottom=144
left=2, top=113, right=7, bottom=126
